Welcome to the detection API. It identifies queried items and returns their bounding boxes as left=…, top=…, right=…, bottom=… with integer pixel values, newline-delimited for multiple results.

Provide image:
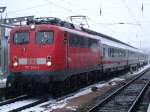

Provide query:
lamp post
left=0, top=6, right=6, bottom=73
left=0, top=7, right=6, bottom=19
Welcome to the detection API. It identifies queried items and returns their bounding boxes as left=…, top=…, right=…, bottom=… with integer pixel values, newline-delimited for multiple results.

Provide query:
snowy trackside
left=147, top=103, right=150, bottom=112
left=0, top=78, right=6, bottom=88
left=22, top=83, right=109, bottom=112
left=0, top=79, right=6, bottom=83
left=22, top=64, right=150, bottom=112
left=0, top=99, right=38, bottom=112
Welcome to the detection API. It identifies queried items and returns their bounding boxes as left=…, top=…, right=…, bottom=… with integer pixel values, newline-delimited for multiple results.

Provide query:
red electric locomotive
left=7, top=17, right=148, bottom=94
left=7, top=17, right=102, bottom=93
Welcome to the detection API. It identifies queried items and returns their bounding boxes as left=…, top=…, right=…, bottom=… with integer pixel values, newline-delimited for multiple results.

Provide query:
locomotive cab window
left=13, top=32, right=29, bottom=44
left=36, top=31, right=53, bottom=44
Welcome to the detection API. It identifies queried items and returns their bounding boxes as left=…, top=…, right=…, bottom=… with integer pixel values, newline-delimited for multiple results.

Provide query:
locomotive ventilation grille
left=18, top=58, right=46, bottom=65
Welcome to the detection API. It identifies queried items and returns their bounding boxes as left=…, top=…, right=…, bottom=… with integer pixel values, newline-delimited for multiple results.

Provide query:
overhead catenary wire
left=120, top=0, right=143, bottom=30
left=60, top=0, right=120, bottom=35
left=141, top=0, right=144, bottom=12
left=4, top=0, right=150, bottom=42
left=100, top=0, right=102, bottom=16
left=5, top=0, right=147, bottom=28
left=44, top=0, right=117, bottom=34
left=61, top=0, right=99, bottom=16
left=44, top=0, right=80, bottom=15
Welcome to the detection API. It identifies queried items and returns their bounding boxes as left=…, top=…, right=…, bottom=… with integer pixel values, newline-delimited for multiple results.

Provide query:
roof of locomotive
left=12, top=17, right=145, bottom=54
left=60, top=25, right=144, bottom=53
left=57, top=24, right=142, bottom=53
left=19, top=17, right=135, bottom=47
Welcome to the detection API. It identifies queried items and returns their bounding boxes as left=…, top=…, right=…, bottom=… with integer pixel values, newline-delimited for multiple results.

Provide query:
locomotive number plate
left=25, top=66, right=40, bottom=70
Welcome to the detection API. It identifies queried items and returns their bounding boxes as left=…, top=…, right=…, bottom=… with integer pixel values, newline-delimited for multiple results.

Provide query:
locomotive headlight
left=47, top=61, right=52, bottom=66
left=31, top=25, right=35, bottom=29
left=13, top=62, right=18, bottom=67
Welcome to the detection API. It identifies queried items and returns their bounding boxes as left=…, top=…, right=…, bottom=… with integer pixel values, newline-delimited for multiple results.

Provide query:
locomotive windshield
left=13, top=32, right=29, bottom=44
left=36, top=31, right=53, bottom=44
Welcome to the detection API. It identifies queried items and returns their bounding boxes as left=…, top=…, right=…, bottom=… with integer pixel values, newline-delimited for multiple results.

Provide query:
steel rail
left=9, top=96, right=49, bottom=112
left=87, top=68, right=150, bottom=112
left=127, top=80, right=150, bottom=112
left=0, top=94, right=28, bottom=106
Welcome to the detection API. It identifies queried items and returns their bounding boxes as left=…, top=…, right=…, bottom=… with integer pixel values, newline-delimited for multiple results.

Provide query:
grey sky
left=1, top=0, right=150, bottom=49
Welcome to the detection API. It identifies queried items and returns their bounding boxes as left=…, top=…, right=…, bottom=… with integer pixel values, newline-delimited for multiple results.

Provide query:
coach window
left=103, top=48, right=105, bottom=58
left=108, top=48, right=110, bottom=57
left=14, top=32, right=29, bottom=44
left=112, top=48, right=115, bottom=57
left=36, top=31, right=53, bottom=44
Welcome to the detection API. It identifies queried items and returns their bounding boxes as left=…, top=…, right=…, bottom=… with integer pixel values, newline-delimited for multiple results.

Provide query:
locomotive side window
left=69, top=33, right=80, bottom=47
left=69, top=33, right=74, bottom=47
left=80, top=36, right=88, bottom=47
left=69, top=33, right=98, bottom=48
left=73, top=34, right=80, bottom=47
left=36, top=31, right=53, bottom=44
left=14, top=32, right=29, bottom=44
left=88, top=38, right=98, bottom=48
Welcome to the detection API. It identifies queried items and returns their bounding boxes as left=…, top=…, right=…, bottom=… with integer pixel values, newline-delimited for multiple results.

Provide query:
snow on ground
left=0, top=70, right=7, bottom=88
left=66, top=106, right=78, bottom=111
left=110, top=78, right=125, bottom=82
left=0, top=79, right=6, bottom=83
left=147, top=103, right=150, bottom=112
left=0, top=79, right=6, bottom=88
left=22, top=64, right=150, bottom=112
left=130, top=64, right=150, bottom=76
left=46, top=101, right=67, bottom=112
left=0, top=99, right=38, bottom=112
left=22, top=82, right=108, bottom=112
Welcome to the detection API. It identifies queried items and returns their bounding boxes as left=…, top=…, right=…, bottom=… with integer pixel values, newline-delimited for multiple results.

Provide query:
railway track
left=0, top=94, right=29, bottom=106
left=87, top=68, right=150, bottom=112
left=1, top=67, right=149, bottom=112
left=0, top=94, right=50, bottom=112
left=0, top=87, right=6, bottom=101
left=0, top=86, right=86, bottom=112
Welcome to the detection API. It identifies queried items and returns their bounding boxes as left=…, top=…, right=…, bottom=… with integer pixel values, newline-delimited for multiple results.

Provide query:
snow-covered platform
left=0, top=78, right=6, bottom=88
left=147, top=104, right=150, bottom=112
left=0, top=71, right=7, bottom=88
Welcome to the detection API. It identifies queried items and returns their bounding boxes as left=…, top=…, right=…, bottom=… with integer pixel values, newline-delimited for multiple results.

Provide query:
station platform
left=0, top=71, right=7, bottom=88
left=147, top=104, right=150, bottom=112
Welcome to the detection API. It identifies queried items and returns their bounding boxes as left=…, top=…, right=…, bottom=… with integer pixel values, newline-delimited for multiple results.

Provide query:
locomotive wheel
left=6, top=80, right=13, bottom=96
left=51, top=82, right=66, bottom=97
